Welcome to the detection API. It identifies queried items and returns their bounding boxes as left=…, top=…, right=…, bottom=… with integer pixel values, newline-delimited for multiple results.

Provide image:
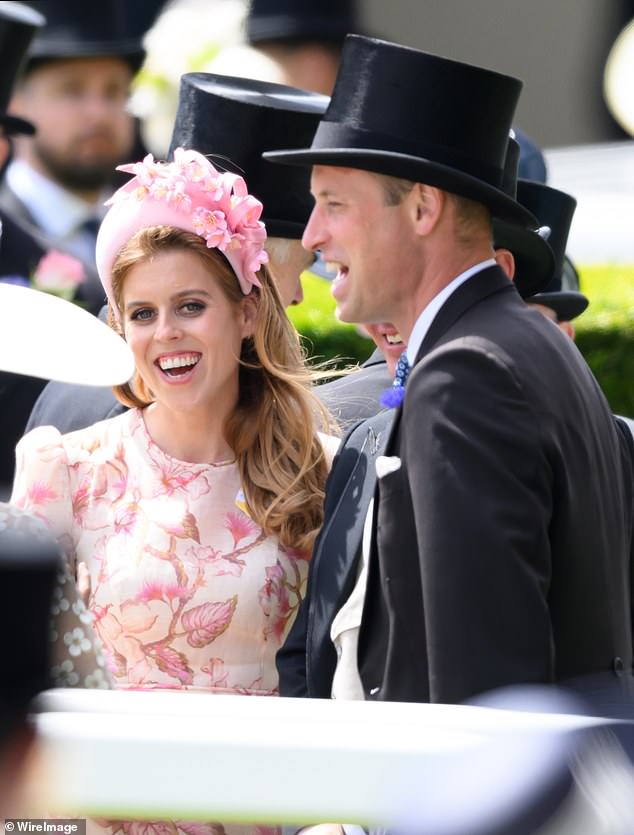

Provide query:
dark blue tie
left=380, top=350, right=410, bottom=408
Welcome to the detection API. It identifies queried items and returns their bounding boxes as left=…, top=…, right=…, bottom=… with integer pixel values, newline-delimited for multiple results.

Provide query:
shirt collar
left=6, top=159, right=105, bottom=238
left=406, top=258, right=497, bottom=366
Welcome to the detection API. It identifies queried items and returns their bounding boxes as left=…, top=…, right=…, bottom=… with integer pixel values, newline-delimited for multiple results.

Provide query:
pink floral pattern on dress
left=11, top=410, right=332, bottom=835
left=11, top=409, right=312, bottom=700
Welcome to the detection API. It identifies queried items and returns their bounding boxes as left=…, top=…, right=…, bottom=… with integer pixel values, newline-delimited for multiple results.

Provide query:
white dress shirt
left=6, top=159, right=107, bottom=264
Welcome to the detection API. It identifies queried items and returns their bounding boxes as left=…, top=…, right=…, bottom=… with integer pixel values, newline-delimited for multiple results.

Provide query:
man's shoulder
left=27, top=381, right=125, bottom=435
left=316, top=353, right=392, bottom=428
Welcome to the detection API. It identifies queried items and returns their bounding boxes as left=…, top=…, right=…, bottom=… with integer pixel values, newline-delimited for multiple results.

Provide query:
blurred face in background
left=11, top=57, right=135, bottom=197
left=266, top=237, right=314, bottom=307
left=364, top=322, right=405, bottom=377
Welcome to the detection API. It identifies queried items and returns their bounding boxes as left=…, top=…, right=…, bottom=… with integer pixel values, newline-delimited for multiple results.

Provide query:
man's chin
left=37, top=148, right=125, bottom=191
left=56, top=164, right=118, bottom=191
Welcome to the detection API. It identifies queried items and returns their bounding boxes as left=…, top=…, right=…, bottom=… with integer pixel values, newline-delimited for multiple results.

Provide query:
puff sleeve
left=11, top=426, right=77, bottom=572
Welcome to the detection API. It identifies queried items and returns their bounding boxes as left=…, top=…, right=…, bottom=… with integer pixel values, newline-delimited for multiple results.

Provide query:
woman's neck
left=142, top=402, right=235, bottom=464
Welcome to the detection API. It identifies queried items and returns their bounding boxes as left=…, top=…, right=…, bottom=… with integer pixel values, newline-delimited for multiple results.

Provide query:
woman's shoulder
left=18, top=409, right=136, bottom=462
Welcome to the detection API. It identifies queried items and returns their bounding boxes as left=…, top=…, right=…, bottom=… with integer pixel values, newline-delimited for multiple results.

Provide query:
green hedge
left=288, top=273, right=373, bottom=369
left=575, top=265, right=634, bottom=417
left=290, top=266, right=634, bottom=417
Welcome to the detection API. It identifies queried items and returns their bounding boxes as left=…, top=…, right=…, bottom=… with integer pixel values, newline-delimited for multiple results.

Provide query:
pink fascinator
left=96, top=147, right=268, bottom=316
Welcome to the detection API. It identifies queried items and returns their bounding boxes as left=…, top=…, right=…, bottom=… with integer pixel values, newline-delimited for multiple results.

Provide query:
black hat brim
left=527, top=291, right=589, bottom=322
left=261, top=217, right=306, bottom=239
left=26, top=44, right=145, bottom=75
left=493, top=220, right=555, bottom=298
left=263, top=147, right=538, bottom=227
left=0, top=113, right=35, bottom=136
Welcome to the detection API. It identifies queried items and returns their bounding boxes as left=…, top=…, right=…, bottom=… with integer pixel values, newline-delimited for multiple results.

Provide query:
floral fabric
left=12, top=408, right=321, bottom=835
left=12, top=408, right=311, bottom=696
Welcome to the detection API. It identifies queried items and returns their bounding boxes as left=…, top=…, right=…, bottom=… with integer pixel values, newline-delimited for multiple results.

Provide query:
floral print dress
left=11, top=408, right=317, bottom=835
left=12, top=408, right=310, bottom=697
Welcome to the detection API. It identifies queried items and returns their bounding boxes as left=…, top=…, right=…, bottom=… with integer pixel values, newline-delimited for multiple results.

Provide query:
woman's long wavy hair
left=108, top=226, right=336, bottom=554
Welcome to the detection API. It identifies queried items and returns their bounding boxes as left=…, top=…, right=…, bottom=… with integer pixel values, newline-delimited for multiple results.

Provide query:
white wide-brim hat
left=0, top=283, right=134, bottom=385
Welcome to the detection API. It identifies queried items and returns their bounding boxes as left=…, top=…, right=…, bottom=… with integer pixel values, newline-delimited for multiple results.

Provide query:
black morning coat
left=279, top=265, right=634, bottom=707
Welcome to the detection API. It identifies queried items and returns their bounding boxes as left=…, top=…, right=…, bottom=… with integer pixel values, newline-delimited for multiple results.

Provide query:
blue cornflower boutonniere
left=380, top=351, right=410, bottom=409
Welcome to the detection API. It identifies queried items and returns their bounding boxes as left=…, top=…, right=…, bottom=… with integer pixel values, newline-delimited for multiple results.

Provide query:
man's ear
left=409, top=183, right=445, bottom=236
left=494, top=247, right=516, bottom=280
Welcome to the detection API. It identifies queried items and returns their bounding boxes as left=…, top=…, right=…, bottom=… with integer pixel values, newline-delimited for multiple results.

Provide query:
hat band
left=311, top=121, right=504, bottom=187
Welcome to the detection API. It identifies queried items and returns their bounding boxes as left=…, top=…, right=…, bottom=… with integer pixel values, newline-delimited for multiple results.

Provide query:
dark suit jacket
left=358, top=265, right=634, bottom=704
left=0, top=181, right=106, bottom=316
left=278, top=409, right=394, bottom=697
left=316, top=348, right=392, bottom=429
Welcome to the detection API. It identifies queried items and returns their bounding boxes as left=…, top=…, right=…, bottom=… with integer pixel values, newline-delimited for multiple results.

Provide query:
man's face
left=302, top=165, right=420, bottom=328
left=12, top=57, right=135, bottom=192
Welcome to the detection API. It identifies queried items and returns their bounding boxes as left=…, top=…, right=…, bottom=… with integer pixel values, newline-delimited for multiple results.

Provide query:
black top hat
left=0, top=2, right=45, bottom=136
left=0, top=523, right=60, bottom=725
left=22, top=0, right=145, bottom=74
left=246, top=0, right=357, bottom=45
left=265, top=34, right=536, bottom=226
left=516, top=182, right=588, bottom=321
left=492, top=143, right=556, bottom=299
left=167, top=73, right=329, bottom=239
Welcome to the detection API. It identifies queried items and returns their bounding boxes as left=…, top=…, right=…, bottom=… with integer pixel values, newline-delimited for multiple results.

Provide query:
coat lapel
left=415, top=265, right=513, bottom=363
left=307, top=410, right=393, bottom=684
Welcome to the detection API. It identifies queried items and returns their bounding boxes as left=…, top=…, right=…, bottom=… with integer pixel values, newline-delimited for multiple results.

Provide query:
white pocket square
left=376, top=455, right=401, bottom=479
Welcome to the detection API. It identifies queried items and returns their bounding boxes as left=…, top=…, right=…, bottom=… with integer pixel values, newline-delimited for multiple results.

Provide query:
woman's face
left=121, top=249, right=254, bottom=416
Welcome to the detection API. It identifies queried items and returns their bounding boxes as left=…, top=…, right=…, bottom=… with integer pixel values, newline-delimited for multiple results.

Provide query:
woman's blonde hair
left=108, top=226, right=335, bottom=554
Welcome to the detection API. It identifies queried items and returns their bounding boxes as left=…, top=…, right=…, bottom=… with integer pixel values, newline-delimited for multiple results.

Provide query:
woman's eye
left=181, top=301, right=204, bottom=314
left=130, top=308, right=153, bottom=321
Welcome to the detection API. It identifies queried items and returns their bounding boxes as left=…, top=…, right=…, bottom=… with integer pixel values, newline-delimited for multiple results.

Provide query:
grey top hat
left=168, top=73, right=329, bottom=238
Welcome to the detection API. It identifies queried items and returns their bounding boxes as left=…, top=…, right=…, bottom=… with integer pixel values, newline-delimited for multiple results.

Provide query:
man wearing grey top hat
left=268, top=34, right=633, bottom=710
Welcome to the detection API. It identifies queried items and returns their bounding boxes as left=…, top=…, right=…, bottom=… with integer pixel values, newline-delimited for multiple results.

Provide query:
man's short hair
left=448, top=192, right=492, bottom=244
left=379, top=173, right=415, bottom=206
left=378, top=173, right=491, bottom=243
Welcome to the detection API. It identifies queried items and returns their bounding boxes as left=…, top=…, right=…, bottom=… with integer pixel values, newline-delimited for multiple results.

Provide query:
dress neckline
left=132, top=408, right=237, bottom=470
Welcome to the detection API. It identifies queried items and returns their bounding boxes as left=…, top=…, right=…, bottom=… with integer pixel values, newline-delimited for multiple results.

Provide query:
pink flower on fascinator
left=100, top=148, right=268, bottom=303
left=192, top=208, right=231, bottom=249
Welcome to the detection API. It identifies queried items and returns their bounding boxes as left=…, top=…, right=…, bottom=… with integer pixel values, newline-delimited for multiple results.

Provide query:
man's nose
left=301, top=207, right=325, bottom=253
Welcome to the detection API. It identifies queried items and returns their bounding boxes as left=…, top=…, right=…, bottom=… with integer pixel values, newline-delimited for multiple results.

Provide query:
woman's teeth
left=158, top=354, right=199, bottom=371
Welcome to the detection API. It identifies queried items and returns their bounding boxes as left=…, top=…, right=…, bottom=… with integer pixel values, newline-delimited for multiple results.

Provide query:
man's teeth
left=386, top=334, right=403, bottom=344
left=158, top=354, right=199, bottom=371
left=326, top=262, right=343, bottom=274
